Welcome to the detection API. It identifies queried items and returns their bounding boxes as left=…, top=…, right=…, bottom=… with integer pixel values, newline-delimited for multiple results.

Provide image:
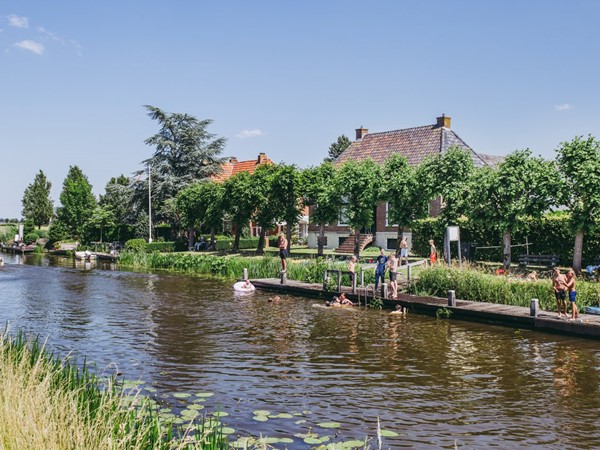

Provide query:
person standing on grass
left=399, top=236, right=409, bottom=266
left=429, top=239, right=437, bottom=265
left=374, top=248, right=388, bottom=292
left=387, top=253, right=399, bottom=298
left=277, top=233, right=288, bottom=272
left=552, top=267, right=568, bottom=318
left=566, top=269, right=579, bottom=320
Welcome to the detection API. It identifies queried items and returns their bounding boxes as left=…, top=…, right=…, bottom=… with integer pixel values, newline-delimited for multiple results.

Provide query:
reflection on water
left=0, top=253, right=599, bottom=448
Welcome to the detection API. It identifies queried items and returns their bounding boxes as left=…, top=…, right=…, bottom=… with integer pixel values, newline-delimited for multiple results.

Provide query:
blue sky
left=1, top=1, right=599, bottom=218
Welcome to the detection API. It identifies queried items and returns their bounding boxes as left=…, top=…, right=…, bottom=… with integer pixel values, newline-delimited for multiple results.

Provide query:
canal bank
left=251, top=277, right=600, bottom=339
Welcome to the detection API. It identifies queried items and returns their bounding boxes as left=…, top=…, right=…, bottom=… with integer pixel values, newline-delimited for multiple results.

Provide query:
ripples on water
left=0, top=254, right=599, bottom=448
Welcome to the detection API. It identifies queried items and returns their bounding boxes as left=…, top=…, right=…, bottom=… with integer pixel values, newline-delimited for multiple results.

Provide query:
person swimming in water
left=326, top=292, right=354, bottom=307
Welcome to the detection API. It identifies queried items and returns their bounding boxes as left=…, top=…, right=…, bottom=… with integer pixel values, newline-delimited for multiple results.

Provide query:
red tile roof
left=335, top=123, right=501, bottom=168
left=212, top=153, right=274, bottom=182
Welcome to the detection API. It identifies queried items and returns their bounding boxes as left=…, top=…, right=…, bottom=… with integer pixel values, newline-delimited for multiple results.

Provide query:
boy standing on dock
left=566, top=269, right=579, bottom=320
left=552, top=268, right=568, bottom=318
left=374, top=248, right=388, bottom=292
left=387, top=253, right=399, bottom=298
left=278, top=233, right=288, bottom=272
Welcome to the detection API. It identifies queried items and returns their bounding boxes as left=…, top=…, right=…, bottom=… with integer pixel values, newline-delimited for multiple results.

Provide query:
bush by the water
left=409, top=265, right=600, bottom=310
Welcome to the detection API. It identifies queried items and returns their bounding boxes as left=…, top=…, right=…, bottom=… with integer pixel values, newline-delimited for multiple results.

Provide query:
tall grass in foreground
left=409, top=265, right=600, bottom=310
left=0, top=330, right=228, bottom=450
left=118, top=252, right=376, bottom=286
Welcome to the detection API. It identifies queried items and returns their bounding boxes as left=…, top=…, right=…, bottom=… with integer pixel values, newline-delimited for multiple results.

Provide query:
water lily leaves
left=252, top=415, right=269, bottom=422
left=180, top=409, right=198, bottom=420
left=195, top=392, right=214, bottom=398
left=159, top=408, right=171, bottom=414
left=317, top=422, right=341, bottom=429
left=279, top=438, right=294, bottom=444
left=212, top=411, right=229, bottom=417
left=231, top=437, right=252, bottom=448
left=270, top=413, right=293, bottom=419
left=221, top=427, right=236, bottom=435
left=342, top=439, right=367, bottom=447
left=173, top=392, right=191, bottom=399
left=121, top=379, right=144, bottom=389
left=304, top=437, right=322, bottom=445
left=252, top=409, right=270, bottom=416
left=187, top=403, right=204, bottom=410
left=256, top=437, right=281, bottom=445
left=379, top=429, right=399, bottom=437
left=295, top=419, right=307, bottom=425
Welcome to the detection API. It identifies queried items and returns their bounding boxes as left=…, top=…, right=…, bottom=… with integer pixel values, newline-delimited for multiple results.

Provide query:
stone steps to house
left=335, top=234, right=374, bottom=254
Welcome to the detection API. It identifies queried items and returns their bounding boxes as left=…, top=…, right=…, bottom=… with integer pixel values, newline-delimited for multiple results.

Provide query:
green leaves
left=21, top=170, right=54, bottom=229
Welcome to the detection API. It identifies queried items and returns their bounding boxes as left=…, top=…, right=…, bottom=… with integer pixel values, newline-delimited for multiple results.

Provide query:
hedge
left=410, top=214, right=600, bottom=266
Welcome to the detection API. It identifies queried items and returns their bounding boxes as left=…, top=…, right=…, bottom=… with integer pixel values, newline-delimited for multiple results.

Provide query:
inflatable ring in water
left=233, top=281, right=255, bottom=293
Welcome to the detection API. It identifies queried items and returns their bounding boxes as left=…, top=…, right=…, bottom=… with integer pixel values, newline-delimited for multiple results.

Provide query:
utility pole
left=148, top=163, right=153, bottom=243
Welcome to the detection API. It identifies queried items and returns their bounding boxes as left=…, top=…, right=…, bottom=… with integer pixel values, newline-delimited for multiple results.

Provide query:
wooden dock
left=251, top=277, right=600, bottom=339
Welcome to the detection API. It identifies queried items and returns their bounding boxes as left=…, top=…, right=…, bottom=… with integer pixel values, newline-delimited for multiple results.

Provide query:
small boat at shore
left=74, top=251, right=97, bottom=261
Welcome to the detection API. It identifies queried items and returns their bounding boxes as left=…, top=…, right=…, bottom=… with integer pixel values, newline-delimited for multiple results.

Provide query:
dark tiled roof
left=335, top=124, right=501, bottom=168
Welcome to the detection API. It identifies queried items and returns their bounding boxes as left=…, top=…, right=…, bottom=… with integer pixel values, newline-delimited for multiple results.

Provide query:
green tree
left=381, top=154, right=430, bottom=255
left=422, top=147, right=475, bottom=263
left=251, top=164, right=282, bottom=254
left=301, top=163, right=340, bottom=256
left=222, top=172, right=260, bottom=252
left=99, top=175, right=136, bottom=241
left=335, top=159, right=381, bottom=256
left=85, top=205, right=116, bottom=243
left=324, top=135, right=352, bottom=162
left=139, top=105, right=226, bottom=231
left=57, top=166, right=97, bottom=239
left=469, top=149, right=559, bottom=269
left=176, top=181, right=224, bottom=249
left=556, top=135, right=600, bottom=272
left=21, top=170, right=54, bottom=229
left=270, top=164, right=303, bottom=253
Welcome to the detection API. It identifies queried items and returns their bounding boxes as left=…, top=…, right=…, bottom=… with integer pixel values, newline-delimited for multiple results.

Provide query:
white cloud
left=7, top=14, right=28, bottom=28
left=555, top=103, right=574, bottom=111
left=15, top=40, right=44, bottom=55
left=37, top=26, right=65, bottom=45
left=235, top=128, right=264, bottom=139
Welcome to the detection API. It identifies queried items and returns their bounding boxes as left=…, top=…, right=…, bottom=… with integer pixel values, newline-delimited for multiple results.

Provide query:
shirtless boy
left=552, top=268, right=568, bottom=318
left=387, top=253, right=399, bottom=298
left=565, top=269, right=579, bottom=320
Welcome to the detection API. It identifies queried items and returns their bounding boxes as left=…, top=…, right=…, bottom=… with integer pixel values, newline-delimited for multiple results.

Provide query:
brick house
left=307, top=115, right=503, bottom=253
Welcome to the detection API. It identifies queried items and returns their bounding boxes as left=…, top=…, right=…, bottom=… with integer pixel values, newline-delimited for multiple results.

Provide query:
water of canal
left=0, top=253, right=598, bottom=449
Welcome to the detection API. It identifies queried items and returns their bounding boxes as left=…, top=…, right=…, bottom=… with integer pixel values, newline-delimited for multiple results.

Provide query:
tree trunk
left=572, top=230, right=584, bottom=273
left=209, top=225, right=216, bottom=249
left=256, top=228, right=266, bottom=255
left=317, top=223, right=325, bottom=257
left=396, top=227, right=403, bottom=257
left=502, top=230, right=511, bottom=270
left=354, top=228, right=360, bottom=257
left=233, top=226, right=241, bottom=253
left=188, top=225, right=194, bottom=250
left=443, top=233, right=449, bottom=265
left=286, top=225, right=292, bottom=255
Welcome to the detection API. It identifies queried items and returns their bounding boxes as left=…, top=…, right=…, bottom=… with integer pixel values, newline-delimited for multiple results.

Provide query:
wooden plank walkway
left=251, top=277, right=600, bottom=339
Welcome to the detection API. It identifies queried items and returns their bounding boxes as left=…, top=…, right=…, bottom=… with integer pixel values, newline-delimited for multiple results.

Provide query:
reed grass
left=410, top=265, right=600, bottom=310
left=0, top=330, right=228, bottom=450
left=118, top=252, right=377, bottom=286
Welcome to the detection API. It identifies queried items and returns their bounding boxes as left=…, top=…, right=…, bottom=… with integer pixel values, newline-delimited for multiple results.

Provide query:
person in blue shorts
left=374, top=248, right=388, bottom=292
left=566, top=269, right=579, bottom=320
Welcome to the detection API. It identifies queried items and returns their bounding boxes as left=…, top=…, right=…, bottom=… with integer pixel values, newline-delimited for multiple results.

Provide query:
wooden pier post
left=280, top=270, right=287, bottom=285
left=352, top=272, right=357, bottom=294
left=360, top=269, right=365, bottom=287
left=336, top=270, right=342, bottom=292
left=530, top=298, right=539, bottom=317
left=407, top=264, right=412, bottom=287
left=323, top=270, right=328, bottom=290
left=243, top=268, right=248, bottom=281
left=381, top=283, right=388, bottom=299
left=448, top=290, right=456, bottom=307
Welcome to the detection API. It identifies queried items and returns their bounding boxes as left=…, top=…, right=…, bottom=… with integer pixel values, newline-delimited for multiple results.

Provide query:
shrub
left=146, top=241, right=175, bottom=253
left=24, top=232, right=39, bottom=244
left=125, top=238, right=147, bottom=253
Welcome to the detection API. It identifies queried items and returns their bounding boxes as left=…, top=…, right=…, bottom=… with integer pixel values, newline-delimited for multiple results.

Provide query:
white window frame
left=385, top=202, right=399, bottom=227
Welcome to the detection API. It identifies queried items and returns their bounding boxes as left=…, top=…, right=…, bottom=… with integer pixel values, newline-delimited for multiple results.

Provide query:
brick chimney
left=229, top=157, right=238, bottom=164
left=436, top=114, right=451, bottom=128
left=257, top=152, right=268, bottom=164
left=355, top=127, right=369, bottom=140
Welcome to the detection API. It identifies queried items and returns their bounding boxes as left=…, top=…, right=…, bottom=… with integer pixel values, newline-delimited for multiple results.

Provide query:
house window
left=387, top=238, right=397, bottom=250
left=338, top=236, right=348, bottom=247
left=385, top=202, right=399, bottom=227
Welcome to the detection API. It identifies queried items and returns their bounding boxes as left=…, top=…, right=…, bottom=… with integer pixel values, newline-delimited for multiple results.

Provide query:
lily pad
left=212, top=411, right=229, bottom=417
left=195, top=392, right=214, bottom=398
left=317, top=422, right=341, bottom=429
left=279, top=438, right=294, bottom=444
left=256, top=437, right=281, bottom=445
left=253, top=409, right=271, bottom=416
left=231, top=437, right=253, bottom=448
left=304, top=437, right=322, bottom=445
left=159, top=408, right=172, bottom=414
left=187, top=403, right=204, bottom=410
left=252, top=415, right=269, bottom=422
left=173, top=393, right=191, bottom=399
left=295, top=419, right=307, bottom=425
left=180, top=409, right=198, bottom=418
left=271, top=413, right=293, bottom=419
left=379, top=430, right=399, bottom=437
left=221, top=427, right=236, bottom=435
left=343, top=439, right=367, bottom=447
